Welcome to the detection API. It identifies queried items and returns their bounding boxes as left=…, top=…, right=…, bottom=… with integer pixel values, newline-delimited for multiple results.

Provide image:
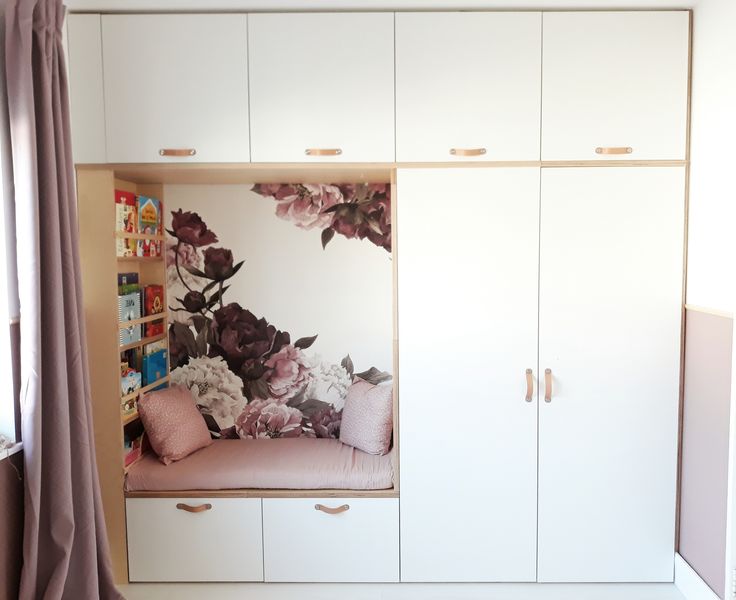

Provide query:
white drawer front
left=126, top=498, right=263, bottom=582
left=263, top=498, right=399, bottom=582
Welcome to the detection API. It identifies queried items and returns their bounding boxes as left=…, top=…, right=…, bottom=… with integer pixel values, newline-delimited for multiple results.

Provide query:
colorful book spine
left=114, top=189, right=137, bottom=257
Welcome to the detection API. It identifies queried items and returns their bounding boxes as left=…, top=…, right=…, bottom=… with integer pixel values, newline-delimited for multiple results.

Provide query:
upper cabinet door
left=396, top=13, right=541, bottom=162
left=248, top=13, right=394, bottom=163
left=102, top=15, right=249, bottom=163
left=542, top=11, right=689, bottom=161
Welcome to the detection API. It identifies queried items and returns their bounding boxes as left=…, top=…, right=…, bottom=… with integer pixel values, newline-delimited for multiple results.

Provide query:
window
left=0, top=57, right=20, bottom=451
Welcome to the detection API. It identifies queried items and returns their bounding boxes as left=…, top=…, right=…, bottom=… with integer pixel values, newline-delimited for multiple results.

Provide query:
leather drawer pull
left=314, top=503, right=350, bottom=515
left=305, top=148, right=342, bottom=156
left=176, top=503, right=212, bottom=513
left=159, top=148, right=196, bottom=157
left=595, top=147, right=632, bottom=155
left=525, top=369, right=533, bottom=403
left=450, top=148, right=486, bottom=156
left=544, top=369, right=553, bottom=403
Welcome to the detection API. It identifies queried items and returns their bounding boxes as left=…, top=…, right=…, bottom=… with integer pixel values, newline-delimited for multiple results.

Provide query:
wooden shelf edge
left=120, top=375, right=170, bottom=404
left=114, top=231, right=165, bottom=242
left=119, top=311, right=168, bottom=329
left=125, top=487, right=399, bottom=499
left=121, top=411, right=139, bottom=426
left=119, top=332, right=168, bottom=352
left=117, top=255, right=165, bottom=262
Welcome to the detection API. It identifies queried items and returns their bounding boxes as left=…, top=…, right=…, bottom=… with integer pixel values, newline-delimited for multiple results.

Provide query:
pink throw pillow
left=138, top=385, right=212, bottom=465
left=340, top=380, right=393, bottom=456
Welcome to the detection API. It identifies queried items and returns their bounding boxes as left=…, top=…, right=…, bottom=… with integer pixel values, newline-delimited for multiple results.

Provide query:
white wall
left=687, top=0, right=736, bottom=312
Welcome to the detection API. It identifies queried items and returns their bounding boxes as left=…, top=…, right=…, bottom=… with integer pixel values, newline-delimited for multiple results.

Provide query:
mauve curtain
left=4, top=1, right=122, bottom=598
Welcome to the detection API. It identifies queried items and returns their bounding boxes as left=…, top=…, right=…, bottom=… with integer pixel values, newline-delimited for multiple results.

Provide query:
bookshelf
left=77, top=170, right=171, bottom=581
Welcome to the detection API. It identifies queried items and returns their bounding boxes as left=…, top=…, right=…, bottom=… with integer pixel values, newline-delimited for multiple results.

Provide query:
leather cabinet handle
left=525, top=369, right=534, bottom=403
left=595, top=147, right=632, bottom=155
left=544, top=369, right=553, bottom=403
left=305, top=148, right=342, bottom=156
left=176, top=503, right=212, bottom=513
left=314, top=503, right=350, bottom=515
left=159, top=148, right=196, bottom=157
left=450, top=148, right=487, bottom=156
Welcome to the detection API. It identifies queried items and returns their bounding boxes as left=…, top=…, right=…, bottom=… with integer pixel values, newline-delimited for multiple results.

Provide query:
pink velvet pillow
left=340, top=380, right=393, bottom=455
left=138, top=385, right=212, bottom=465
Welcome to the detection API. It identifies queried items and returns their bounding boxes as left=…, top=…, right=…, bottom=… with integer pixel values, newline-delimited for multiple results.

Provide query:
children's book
left=137, top=196, right=162, bottom=257
left=118, top=291, right=141, bottom=322
left=115, top=189, right=137, bottom=257
left=144, top=340, right=167, bottom=355
left=143, top=285, right=164, bottom=315
left=142, top=349, right=168, bottom=386
left=118, top=272, right=140, bottom=295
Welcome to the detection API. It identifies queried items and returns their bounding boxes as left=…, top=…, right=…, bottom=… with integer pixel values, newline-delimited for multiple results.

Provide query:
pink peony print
left=264, top=344, right=313, bottom=401
left=256, top=183, right=343, bottom=230
left=235, top=400, right=304, bottom=439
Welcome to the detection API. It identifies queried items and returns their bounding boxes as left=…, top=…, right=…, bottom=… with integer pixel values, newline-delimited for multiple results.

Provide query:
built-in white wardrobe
left=66, top=8, right=691, bottom=586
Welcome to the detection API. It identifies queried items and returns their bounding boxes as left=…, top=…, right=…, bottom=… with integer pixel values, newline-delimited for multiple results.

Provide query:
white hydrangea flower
left=304, top=357, right=352, bottom=411
left=171, top=355, right=246, bottom=429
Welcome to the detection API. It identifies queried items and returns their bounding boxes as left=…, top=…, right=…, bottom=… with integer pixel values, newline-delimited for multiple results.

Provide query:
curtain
left=4, top=1, right=122, bottom=598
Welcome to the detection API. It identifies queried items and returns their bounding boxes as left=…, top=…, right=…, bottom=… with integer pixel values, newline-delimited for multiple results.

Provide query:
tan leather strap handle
left=450, top=148, right=486, bottom=157
left=525, top=369, right=534, bottom=403
left=314, top=503, right=350, bottom=515
left=544, top=369, right=552, bottom=403
left=159, top=148, right=196, bottom=157
left=176, top=503, right=212, bottom=513
left=595, top=146, right=632, bottom=155
left=305, top=148, right=342, bottom=156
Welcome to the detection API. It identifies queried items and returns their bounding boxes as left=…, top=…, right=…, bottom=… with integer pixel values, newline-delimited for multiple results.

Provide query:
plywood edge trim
left=125, top=488, right=399, bottom=499
left=685, top=305, right=734, bottom=320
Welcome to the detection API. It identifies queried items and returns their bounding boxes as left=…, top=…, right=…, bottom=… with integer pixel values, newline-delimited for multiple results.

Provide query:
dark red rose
left=203, top=247, right=236, bottom=281
left=328, top=184, right=391, bottom=251
left=310, top=406, right=342, bottom=439
left=181, top=291, right=207, bottom=312
left=171, top=210, right=218, bottom=247
left=208, top=302, right=290, bottom=379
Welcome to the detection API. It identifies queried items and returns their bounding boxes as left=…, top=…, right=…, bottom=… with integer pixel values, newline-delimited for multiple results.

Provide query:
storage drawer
left=263, top=498, right=399, bottom=582
left=126, top=498, right=263, bottom=582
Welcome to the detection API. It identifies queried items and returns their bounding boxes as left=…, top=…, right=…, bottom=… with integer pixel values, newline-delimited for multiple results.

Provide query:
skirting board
left=675, top=554, right=721, bottom=600
left=119, top=583, right=687, bottom=600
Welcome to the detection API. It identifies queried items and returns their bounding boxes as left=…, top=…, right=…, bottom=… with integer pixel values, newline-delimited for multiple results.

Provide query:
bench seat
left=125, top=438, right=394, bottom=492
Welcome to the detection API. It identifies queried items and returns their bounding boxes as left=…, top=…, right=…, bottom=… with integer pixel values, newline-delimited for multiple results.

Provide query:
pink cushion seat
left=125, top=438, right=394, bottom=491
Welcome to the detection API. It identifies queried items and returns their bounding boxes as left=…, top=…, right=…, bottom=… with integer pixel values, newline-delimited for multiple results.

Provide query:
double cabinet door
left=67, top=11, right=688, bottom=164
left=397, top=166, right=684, bottom=582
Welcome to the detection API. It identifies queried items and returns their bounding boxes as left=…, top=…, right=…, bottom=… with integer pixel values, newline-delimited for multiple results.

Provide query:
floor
left=118, top=583, right=687, bottom=600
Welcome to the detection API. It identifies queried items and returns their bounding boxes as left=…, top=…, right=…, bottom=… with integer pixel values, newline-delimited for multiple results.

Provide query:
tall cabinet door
left=538, top=167, right=685, bottom=582
left=542, top=11, right=689, bottom=161
left=398, top=168, right=539, bottom=582
left=248, top=13, right=394, bottom=163
left=102, top=15, right=250, bottom=163
left=395, top=12, right=541, bottom=162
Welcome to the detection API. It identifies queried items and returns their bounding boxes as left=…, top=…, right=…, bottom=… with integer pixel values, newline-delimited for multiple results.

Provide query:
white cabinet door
left=263, top=498, right=399, bottom=582
left=538, top=167, right=684, bottom=582
left=126, top=498, right=263, bottom=582
left=542, top=12, right=689, bottom=161
left=396, top=13, right=541, bottom=162
left=102, top=15, right=249, bottom=163
left=66, top=14, right=106, bottom=164
left=248, top=13, right=394, bottom=163
left=398, top=168, right=539, bottom=582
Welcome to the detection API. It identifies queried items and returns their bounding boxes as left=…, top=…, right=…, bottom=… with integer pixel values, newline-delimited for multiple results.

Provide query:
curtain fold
left=4, top=0, right=122, bottom=598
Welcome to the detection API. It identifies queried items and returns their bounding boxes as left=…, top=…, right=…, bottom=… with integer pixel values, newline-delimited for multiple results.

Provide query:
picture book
left=137, top=196, right=163, bottom=257
left=118, top=291, right=141, bottom=322
left=118, top=272, right=140, bottom=295
left=114, top=189, right=137, bottom=257
left=119, top=324, right=142, bottom=347
left=144, top=340, right=167, bottom=355
left=142, top=349, right=168, bottom=386
left=144, top=285, right=164, bottom=315
left=144, top=319, right=165, bottom=338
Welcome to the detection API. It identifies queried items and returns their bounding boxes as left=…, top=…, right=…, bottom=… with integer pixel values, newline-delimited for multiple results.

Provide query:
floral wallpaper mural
left=166, top=183, right=392, bottom=440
